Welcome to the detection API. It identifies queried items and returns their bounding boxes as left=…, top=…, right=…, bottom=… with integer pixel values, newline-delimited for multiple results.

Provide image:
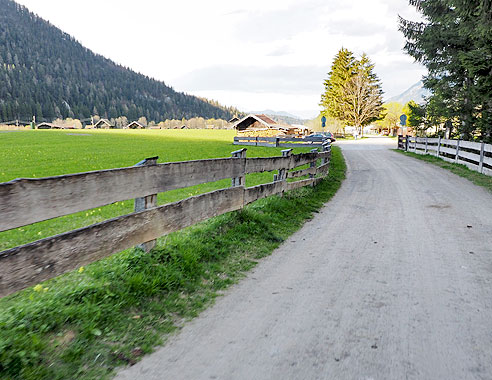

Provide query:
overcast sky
left=15, top=0, right=426, bottom=119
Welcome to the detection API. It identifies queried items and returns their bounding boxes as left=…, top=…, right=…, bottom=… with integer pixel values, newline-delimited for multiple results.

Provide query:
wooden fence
left=0, top=145, right=332, bottom=297
left=233, top=135, right=328, bottom=148
left=398, top=135, right=492, bottom=176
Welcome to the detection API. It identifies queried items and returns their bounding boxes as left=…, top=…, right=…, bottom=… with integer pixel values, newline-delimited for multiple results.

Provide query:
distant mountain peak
left=387, top=81, right=430, bottom=105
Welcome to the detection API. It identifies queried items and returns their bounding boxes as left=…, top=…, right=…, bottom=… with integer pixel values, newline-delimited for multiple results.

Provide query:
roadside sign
left=400, top=114, right=407, bottom=126
left=321, top=116, right=326, bottom=128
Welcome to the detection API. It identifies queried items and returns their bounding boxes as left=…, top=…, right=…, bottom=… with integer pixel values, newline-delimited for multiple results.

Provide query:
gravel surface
left=116, top=137, right=492, bottom=380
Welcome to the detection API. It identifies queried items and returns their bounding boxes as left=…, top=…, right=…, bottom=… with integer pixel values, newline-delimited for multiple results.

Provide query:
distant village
left=0, top=112, right=414, bottom=138
left=0, top=114, right=323, bottom=138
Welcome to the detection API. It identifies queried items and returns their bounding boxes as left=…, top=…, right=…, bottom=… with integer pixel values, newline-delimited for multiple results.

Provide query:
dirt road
left=117, top=137, right=492, bottom=380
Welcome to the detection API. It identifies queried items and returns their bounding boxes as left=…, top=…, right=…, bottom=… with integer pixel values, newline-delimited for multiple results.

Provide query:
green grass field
left=0, top=129, right=346, bottom=380
left=0, top=129, right=312, bottom=251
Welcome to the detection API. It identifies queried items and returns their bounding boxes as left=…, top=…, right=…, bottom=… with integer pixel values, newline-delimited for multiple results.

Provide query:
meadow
left=0, top=129, right=346, bottom=380
left=0, top=129, right=311, bottom=251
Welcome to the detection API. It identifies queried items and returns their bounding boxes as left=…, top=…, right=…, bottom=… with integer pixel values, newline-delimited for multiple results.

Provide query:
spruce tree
left=399, top=0, right=492, bottom=141
left=320, top=48, right=383, bottom=134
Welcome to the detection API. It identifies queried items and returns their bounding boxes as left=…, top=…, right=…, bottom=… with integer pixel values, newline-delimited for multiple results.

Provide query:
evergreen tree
left=320, top=49, right=383, bottom=134
left=320, top=48, right=358, bottom=121
left=399, top=0, right=492, bottom=141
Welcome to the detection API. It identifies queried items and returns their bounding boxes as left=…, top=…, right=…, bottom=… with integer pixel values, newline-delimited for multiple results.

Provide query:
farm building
left=231, top=114, right=310, bottom=137
left=93, top=119, right=114, bottom=129
left=36, top=122, right=73, bottom=129
left=126, top=121, right=145, bottom=129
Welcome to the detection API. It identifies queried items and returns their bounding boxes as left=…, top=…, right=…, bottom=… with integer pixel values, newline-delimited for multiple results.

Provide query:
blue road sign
left=400, top=114, right=407, bottom=126
left=321, top=116, right=326, bottom=128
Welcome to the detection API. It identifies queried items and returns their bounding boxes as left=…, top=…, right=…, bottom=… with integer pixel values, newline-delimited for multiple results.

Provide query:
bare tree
left=340, top=73, right=383, bottom=136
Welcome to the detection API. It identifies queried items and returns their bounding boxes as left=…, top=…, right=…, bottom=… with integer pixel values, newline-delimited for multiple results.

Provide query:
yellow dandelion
left=33, top=284, right=43, bottom=292
left=78, top=266, right=85, bottom=273
left=43, top=287, right=49, bottom=292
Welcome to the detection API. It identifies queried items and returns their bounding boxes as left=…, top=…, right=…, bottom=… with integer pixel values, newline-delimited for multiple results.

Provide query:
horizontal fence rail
left=0, top=145, right=332, bottom=297
left=398, top=135, right=492, bottom=176
left=233, top=135, right=328, bottom=148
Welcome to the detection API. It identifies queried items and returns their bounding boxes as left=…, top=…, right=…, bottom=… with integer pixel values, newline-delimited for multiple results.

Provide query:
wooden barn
left=126, top=121, right=145, bottom=129
left=93, top=119, right=114, bottom=129
left=231, top=114, right=302, bottom=137
left=36, top=123, right=71, bottom=129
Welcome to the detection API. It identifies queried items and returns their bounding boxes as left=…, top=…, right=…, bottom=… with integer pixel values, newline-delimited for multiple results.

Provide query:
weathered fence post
left=134, top=156, right=159, bottom=252
left=309, top=148, right=318, bottom=185
left=425, top=137, right=428, bottom=154
left=275, top=137, right=280, bottom=148
left=322, top=140, right=331, bottom=164
left=478, top=141, right=485, bottom=173
left=274, top=149, right=292, bottom=182
left=455, top=139, right=461, bottom=162
left=231, top=148, right=247, bottom=187
left=414, top=136, right=418, bottom=152
left=405, top=135, right=409, bottom=151
left=437, top=136, right=442, bottom=157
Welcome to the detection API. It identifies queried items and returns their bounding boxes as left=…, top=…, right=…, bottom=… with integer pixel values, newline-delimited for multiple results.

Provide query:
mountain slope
left=387, top=81, right=430, bottom=105
left=0, top=0, right=236, bottom=123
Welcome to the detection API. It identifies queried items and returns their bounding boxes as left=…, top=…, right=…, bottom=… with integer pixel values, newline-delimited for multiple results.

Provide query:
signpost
left=400, top=114, right=407, bottom=126
left=321, top=116, right=326, bottom=132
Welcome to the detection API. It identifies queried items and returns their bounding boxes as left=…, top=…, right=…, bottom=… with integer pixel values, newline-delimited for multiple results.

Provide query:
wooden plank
left=458, top=150, right=480, bottom=163
left=286, top=178, right=316, bottom=191
left=233, top=141, right=256, bottom=146
left=484, top=143, right=492, bottom=154
left=278, top=143, right=322, bottom=148
left=234, top=136, right=257, bottom=141
left=317, top=151, right=331, bottom=160
left=483, top=155, right=492, bottom=166
left=257, top=137, right=278, bottom=142
left=456, top=158, right=479, bottom=171
left=243, top=181, right=286, bottom=205
left=440, top=146, right=456, bottom=155
left=440, top=155, right=456, bottom=164
left=0, top=158, right=246, bottom=232
left=426, top=138, right=440, bottom=143
left=287, top=166, right=316, bottom=178
left=245, top=152, right=318, bottom=173
left=245, top=156, right=289, bottom=173
left=483, top=167, right=492, bottom=176
left=441, top=139, right=457, bottom=147
left=0, top=187, right=245, bottom=298
left=316, top=162, right=330, bottom=176
left=415, top=143, right=426, bottom=150
left=459, top=140, right=481, bottom=150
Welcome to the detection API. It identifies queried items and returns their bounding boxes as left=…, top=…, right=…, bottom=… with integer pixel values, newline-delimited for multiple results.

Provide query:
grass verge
left=394, top=149, right=492, bottom=192
left=0, top=146, right=346, bottom=380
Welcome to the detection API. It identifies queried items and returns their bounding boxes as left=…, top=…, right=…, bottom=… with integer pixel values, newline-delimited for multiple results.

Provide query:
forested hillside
left=0, top=0, right=237, bottom=123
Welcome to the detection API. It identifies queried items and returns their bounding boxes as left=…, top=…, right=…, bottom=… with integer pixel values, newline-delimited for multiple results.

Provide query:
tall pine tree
left=320, top=49, right=383, bottom=135
left=399, top=0, right=492, bottom=140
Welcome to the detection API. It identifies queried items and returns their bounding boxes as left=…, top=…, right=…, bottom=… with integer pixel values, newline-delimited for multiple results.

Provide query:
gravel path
left=116, top=137, right=492, bottom=380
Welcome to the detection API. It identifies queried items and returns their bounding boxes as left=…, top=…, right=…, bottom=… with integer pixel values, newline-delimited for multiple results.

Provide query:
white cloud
left=16, top=0, right=426, bottom=118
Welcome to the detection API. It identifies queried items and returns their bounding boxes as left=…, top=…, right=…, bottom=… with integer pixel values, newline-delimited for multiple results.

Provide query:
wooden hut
left=126, top=121, right=145, bottom=129
left=231, top=114, right=299, bottom=137
left=93, top=119, right=114, bottom=129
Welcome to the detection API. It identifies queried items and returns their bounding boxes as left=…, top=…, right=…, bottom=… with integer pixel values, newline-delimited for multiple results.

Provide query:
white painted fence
left=398, top=135, right=492, bottom=176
